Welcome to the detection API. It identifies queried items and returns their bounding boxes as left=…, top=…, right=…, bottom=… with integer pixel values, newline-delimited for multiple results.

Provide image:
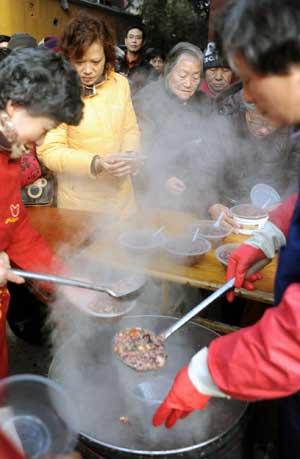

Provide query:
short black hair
left=145, top=48, right=165, bottom=62
left=0, top=35, right=10, bottom=44
left=0, top=47, right=83, bottom=125
left=217, top=0, right=300, bottom=75
left=125, top=24, right=145, bottom=41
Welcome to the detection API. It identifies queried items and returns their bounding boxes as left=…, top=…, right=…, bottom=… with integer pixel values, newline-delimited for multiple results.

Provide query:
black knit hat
left=203, top=42, right=230, bottom=71
left=8, top=33, right=37, bottom=50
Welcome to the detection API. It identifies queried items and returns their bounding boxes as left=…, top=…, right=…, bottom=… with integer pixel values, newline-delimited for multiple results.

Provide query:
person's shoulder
left=134, top=78, right=163, bottom=100
left=108, top=71, right=131, bottom=90
left=193, top=90, right=211, bottom=105
left=115, top=54, right=127, bottom=73
left=133, top=79, right=166, bottom=116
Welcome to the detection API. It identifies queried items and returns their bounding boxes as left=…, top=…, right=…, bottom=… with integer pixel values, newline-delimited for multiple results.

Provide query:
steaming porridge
left=113, top=327, right=167, bottom=372
left=88, top=292, right=123, bottom=314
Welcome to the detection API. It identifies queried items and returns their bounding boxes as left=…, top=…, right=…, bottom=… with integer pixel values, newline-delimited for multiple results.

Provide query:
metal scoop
left=11, top=269, right=125, bottom=298
left=161, top=258, right=270, bottom=340
left=114, top=258, right=270, bottom=372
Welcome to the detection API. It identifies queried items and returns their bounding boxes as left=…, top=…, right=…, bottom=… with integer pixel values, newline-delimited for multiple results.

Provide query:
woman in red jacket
left=0, top=47, right=83, bottom=379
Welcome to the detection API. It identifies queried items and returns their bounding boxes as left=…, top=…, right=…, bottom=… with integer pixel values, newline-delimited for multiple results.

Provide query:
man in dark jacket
left=200, top=42, right=233, bottom=98
left=116, top=24, right=152, bottom=95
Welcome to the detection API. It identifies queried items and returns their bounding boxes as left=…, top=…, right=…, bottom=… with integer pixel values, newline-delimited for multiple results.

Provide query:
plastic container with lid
left=250, top=183, right=281, bottom=210
left=230, top=203, right=268, bottom=235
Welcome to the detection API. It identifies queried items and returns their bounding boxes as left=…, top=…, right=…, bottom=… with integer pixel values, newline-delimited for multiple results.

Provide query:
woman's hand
left=94, top=155, right=135, bottom=177
left=165, top=177, right=186, bottom=195
left=0, top=252, right=24, bottom=287
left=208, top=203, right=240, bottom=233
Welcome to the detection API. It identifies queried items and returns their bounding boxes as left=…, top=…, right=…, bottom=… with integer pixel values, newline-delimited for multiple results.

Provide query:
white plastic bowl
left=215, top=242, right=241, bottom=267
left=164, top=236, right=211, bottom=266
left=230, top=204, right=268, bottom=235
left=119, top=228, right=165, bottom=257
left=188, top=220, right=232, bottom=248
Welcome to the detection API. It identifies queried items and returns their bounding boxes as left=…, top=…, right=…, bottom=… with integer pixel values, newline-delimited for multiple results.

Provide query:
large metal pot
left=49, top=315, right=248, bottom=459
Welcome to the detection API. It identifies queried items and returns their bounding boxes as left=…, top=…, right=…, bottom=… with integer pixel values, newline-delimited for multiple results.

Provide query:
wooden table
left=27, top=206, right=277, bottom=333
left=27, top=207, right=276, bottom=305
left=84, top=235, right=276, bottom=305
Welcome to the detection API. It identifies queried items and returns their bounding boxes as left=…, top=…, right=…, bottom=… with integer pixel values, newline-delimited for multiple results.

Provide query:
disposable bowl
left=215, top=243, right=241, bottom=267
left=188, top=220, right=232, bottom=248
left=119, top=228, right=165, bottom=257
left=164, top=236, right=211, bottom=266
left=230, top=204, right=268, bottom=235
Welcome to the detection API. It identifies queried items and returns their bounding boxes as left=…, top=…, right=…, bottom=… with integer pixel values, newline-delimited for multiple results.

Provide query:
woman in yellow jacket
left=38, top=14, right=140, bottom=219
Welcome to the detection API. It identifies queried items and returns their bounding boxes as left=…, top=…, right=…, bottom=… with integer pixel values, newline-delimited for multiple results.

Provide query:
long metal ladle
left=11, top=269, right=122, bottom=298
left=160, top=258, right=270, bottom=340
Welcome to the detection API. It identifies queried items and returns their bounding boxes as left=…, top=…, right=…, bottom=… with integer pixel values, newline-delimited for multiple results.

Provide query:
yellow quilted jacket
left=37, top=71, right=140, bottom=218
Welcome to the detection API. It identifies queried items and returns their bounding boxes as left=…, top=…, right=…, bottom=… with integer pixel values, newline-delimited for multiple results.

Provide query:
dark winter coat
left=116, top=52, right=152, bottom=95
left=133, top=79, right=214, bottom=214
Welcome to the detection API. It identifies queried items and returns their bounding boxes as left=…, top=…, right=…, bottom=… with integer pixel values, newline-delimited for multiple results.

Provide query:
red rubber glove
left=226, top=244, right=265, bottom=302
left=152, top=366, right=211, bottom=429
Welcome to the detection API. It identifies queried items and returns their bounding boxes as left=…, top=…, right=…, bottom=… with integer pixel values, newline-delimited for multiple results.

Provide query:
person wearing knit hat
left=200, top=42, right=233, bottom=98
left=8, top=33, right=37, bottom=51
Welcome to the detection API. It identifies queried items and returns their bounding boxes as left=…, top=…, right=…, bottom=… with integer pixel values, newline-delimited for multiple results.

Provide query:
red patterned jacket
left=0, top=151, right=63, bottom=378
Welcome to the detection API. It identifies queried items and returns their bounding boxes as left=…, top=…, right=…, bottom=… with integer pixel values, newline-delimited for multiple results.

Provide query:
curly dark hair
left=0, top=47, right=83, bottom=125
left=59, top=13, right=116, bottom=72
left=217, top=0, right=300, bottom=75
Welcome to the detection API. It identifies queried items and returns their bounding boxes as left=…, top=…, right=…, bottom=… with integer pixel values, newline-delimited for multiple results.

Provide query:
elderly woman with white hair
left=133, top=41, right=211, bottom=211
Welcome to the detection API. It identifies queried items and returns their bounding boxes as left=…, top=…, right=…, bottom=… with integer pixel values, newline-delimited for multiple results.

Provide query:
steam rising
left=48, top=313, right=246, bottom=452
left=45, top=86, right=298, bottom=452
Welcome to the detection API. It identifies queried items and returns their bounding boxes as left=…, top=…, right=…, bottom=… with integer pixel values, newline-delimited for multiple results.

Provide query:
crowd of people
left=0, top=1, right=300, bottom=457
left=1, top=20, right=297, bottom=225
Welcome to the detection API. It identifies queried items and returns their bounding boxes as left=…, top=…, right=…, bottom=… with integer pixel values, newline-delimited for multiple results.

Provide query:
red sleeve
left=269, top=193, right=297, bottom=237
left=0, top=431, right=25, bottom=459
left=6, top=215, right=67, bottom=291
left=208, top=283, right=300, bottom=401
